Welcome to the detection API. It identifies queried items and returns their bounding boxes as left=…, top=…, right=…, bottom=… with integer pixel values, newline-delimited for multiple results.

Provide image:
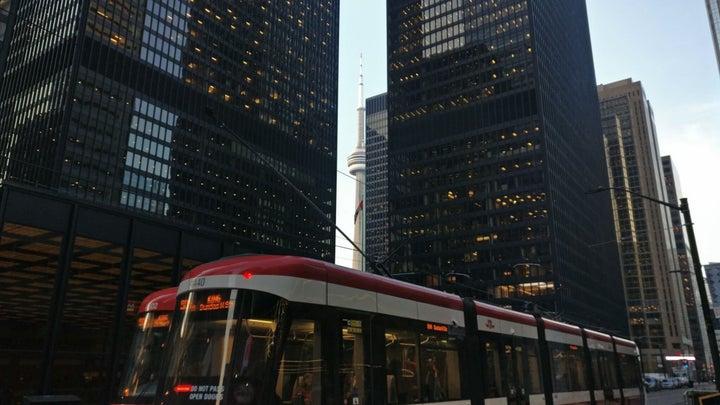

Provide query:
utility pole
left=588, top=186, right=720, bottom=391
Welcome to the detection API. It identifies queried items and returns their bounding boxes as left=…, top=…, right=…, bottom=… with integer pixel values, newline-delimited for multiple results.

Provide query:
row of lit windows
left=422, top=0, right=462, bottom=16
left=393, top=62, right=533, bottom=120
left=392, top=241, right=548, bottom=270
left=420, top=124, right=539, bottom=159
left=400, top=150, right=541, bottom=183
left=493, top=281, right=554, bottom=299
left=473, top=1, right=527, bottom=18
left=398, top=200, right=547, bottom=230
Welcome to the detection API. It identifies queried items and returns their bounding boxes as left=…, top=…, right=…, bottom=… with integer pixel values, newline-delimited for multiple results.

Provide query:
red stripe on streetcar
left=543, top=318, right=582, bottom=335
left=583, top=328, right=613, bottom=342
left=474, top=301, right=537, bottom=326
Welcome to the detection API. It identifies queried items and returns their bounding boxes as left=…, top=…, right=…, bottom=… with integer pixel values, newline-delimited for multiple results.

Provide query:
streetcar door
left=483, top=334, right=540, bottom=405
left=505, top=336, right=530, bottom=405
left=338, top=315, right=372, bottom=405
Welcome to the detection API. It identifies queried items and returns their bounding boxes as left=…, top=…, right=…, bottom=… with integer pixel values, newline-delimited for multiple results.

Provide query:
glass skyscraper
left=0, top=1, right=339, bottom=403
left=0, top=0, right=338, bottom=259
left=0, top=0, right=13, bottom=83
left=386, top=0, right=626, bottom=332
left=365, top=93, right=388, bottom=265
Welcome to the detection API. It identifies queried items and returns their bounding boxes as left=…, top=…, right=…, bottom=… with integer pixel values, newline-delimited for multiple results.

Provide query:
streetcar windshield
left=118, top=310, right=172, bottom=402
left=158, top=289, right=286, bottom=405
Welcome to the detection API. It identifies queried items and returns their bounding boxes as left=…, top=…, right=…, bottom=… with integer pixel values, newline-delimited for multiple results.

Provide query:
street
left=648, top=382, right=717, bottom=405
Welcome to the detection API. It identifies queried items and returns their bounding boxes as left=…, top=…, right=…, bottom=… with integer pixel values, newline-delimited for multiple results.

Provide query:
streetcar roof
left=583, top=328, right=615, bottom=351
left=473, top=300, right=537, bottom=326
left=179, top=255, right=465, bottom=326
left=139, top=286, right=178, bottom=314
left=612, top=335, right=640, bottom=355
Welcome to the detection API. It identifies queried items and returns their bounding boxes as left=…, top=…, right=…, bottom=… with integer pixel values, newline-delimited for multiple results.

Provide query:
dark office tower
left=662, top=155, right=710, bottom=379
left=598, top=78, right=691, bottom=374
left=365, top=93, right=388, bottom=266
left=386, top=0, right=625, bottom=331
left=0, top=0, right=12, bottom=82
left=0, top=0, right=339, bottom=259
left=0, top=1, right=338, bottom=402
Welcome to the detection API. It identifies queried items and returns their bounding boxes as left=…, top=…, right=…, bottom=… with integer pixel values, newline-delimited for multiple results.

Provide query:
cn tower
left=347, top=55, right=366, bottom=270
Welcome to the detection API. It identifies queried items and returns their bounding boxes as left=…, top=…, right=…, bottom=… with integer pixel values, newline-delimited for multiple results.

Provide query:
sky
left=334, top=0, right=720, bottom=269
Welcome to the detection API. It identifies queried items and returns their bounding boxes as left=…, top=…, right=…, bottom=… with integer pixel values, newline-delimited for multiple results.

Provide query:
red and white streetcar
left=155, top=255, right=644, bottom=405
left=114, top=287, right=177, bottom=405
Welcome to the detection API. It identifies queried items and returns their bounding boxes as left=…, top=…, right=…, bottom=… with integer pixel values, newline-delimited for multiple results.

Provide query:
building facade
left=707, top=0, right=720, bottom=75
left=707, top=263, right=720, bottom=308
left=598, top=78, right=692, bottom=374
left=707, top=261, right=720, bottom=374
left=662, top=155, right=710, bottom=379
left=385, top=0, right=626, bottom=332
left=0, top=0, right=339, bottom=403
left=0, top=0, right=13, bottom=82
left=365, top=93, right=388, bottom=267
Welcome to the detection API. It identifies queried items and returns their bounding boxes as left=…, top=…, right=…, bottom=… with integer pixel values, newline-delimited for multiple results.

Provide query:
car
left=643, top=377, right=659, bottom=392
left=660, top=377, right=679, bottom=389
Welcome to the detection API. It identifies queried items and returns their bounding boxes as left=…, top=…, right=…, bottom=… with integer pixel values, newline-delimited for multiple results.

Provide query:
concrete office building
left=598, top=78, right=692, bottom=374
left=0, top=0, right=339, bottom=403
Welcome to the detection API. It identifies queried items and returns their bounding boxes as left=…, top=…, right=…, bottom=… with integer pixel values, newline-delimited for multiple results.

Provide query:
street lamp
left=588, top=185, right=720, bottom=391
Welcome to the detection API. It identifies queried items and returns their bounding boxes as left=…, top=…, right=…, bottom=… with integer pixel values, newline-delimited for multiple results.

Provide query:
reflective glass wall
left=0, top=186, right=235, bottom=404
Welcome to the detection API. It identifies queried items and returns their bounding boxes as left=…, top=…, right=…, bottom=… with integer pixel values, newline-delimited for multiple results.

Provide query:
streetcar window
left=549, top=342, right=588, bottom=392
left=419, top=331, right=461, bottom=402
left=160, top=290, right=285, bottom=404
left=340, top=318, right=368, bottom=405
left=118, top=311, right=171, bottom=399
left=275, top=319, right=322, bottom=405
left=385, top=328, right=420, bottom=404
left=518, top=337, right=542, bottom=395
left=590, top=349, right=619, bottom=392
left=618, top=353, right=641, bottom=388
left=484, top=339, right=503, bottom=397
left=482, top=334, right=542, bottom=400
